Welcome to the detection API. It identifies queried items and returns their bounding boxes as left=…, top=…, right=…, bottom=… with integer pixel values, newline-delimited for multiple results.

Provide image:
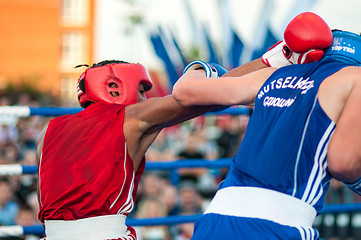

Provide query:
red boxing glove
left=262, top=40, right=292, bottom=67
left=262, top=12, right=333, bottom=67
left=284, top=12, right=333, bottom=64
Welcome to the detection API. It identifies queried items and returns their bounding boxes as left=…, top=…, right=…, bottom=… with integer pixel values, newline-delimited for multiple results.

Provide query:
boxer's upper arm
left=124, top=96, right=212, bottom=169
left=328, top=70, right=361, bottom=182
left=125, top=95, right=209, bottom=135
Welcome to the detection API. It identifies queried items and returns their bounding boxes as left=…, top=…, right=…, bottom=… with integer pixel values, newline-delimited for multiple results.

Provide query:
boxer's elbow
left=328, top=147, right=361, bottom=183
left=172, top=84, right=196, bottom=106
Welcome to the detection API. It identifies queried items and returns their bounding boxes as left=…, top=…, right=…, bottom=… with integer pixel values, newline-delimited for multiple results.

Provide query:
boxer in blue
left=172, top=12, right=361, bottom=240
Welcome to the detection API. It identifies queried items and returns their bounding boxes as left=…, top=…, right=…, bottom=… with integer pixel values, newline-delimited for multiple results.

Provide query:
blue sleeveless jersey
left=221, top=60, right=349, bottom=213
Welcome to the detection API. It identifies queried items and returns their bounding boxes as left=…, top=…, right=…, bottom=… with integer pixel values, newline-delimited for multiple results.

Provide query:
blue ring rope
left=145, top=159, right=232, bottom=170
left=27, top=106, right=249, bottom=117
left=29, top=107, right=82, bottom=116
left=17, top=159, right=233, bottom=175
left=22, top=165, right=39, bottom=174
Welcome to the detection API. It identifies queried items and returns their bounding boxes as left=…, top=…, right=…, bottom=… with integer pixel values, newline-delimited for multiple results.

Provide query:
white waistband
left=44, top=214, right=128, bottom=240
left=205, top=187, right=316, bottom=228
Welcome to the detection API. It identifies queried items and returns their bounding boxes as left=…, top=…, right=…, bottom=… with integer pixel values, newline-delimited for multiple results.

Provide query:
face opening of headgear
left=323, top=30, right=361, bottom=66
left=76, top=60, right=153, bottom=108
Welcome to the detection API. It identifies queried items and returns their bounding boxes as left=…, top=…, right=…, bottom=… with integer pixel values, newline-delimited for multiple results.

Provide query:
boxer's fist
left=262, top=12, right=333, bottom=67
left=284, top=12, right=333, bottom=54
left=182, top=60, right=218, bottom=78
left=262, top=41, right=292, bottom=67
left=209, top=63, right=228, bottom=76
left=284, top=12, right=333, bottom=64
left=182, top=61, right=231, bottom=112
left=208, top=63, right=231, bottom=112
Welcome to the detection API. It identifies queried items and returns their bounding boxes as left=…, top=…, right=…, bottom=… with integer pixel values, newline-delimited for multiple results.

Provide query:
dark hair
left=75, top=60, right=130, bottom=69
left=0, top=177, right=10, bottom=184
left=90, top=60, right=129, bottom=68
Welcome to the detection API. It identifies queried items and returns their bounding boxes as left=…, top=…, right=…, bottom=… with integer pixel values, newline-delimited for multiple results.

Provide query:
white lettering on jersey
left=263, top=96, right=296, bottom=107
left=257, top=76, right=315, bottom=100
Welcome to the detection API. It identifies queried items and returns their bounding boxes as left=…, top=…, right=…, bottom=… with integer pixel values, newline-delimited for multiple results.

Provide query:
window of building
left=61, top=31, right=84, bottom=69
left=61, top=0, right=88, bottom=25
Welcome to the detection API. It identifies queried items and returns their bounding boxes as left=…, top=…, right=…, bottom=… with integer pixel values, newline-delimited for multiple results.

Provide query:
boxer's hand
left=209, top=63, right=228, bottom=77
left=262, top=12, right=333, bottom=67
left=182, top=60, right=219, bottom=78
left=208, top=63, right=232, bottom=112
left=182, top=61, right=231, bottom=112
left=262, top=41, right=292, bottom=68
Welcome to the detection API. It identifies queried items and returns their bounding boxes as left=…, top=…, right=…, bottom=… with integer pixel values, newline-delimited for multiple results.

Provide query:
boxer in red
left=36, top=60, right=262, bottom=240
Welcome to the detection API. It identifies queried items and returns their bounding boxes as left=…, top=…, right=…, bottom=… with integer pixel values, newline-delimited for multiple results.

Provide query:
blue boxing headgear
left=323, top=30, right=361, bottom=66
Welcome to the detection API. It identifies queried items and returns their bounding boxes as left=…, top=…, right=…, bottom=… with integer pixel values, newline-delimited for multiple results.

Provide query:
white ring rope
left=0, top=164, right=23, bottom=176
left=0, top=106, right=31, bottom=117
left=0, top=226, right=24, bottom=238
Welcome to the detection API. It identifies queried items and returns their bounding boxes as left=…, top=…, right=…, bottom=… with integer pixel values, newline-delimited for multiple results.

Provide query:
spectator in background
left=17, top=116, right=43, bottom=151
left=137, top=173, right=165, bottom=200
left=216, top=115, right=248, bottom=158
left=177, top=130, right=218, bottom=198
left=214, top=115, right=249, bottom=183
left=168, top=182, right=204, bottom=240
left=1, top=142, right=20, bottom=164
left=14, top=204, right=42, bottom=240
left=146, top=129, right=177, bottom=162
left=159, top=184, right=180, bottom=216
left=25, top=192, right=41, bottom=224
left=15, top=93, right=31, bottom=107
left=0, top=178, right=19, bottom=226
left=0, top=96, right=19, bottom=148
left=0, top=124, right=18, bottom=147
left=16, top=150, right=38, bottom=203
left=178, top=181, right=203, bottom=215
left=16, top=204, right=39, bottom=227
left=135, top=197, right=171, bottom=240
left=177, top=132, right=207, bottom=184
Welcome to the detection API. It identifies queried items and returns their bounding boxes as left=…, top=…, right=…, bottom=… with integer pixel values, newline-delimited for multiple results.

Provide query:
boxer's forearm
left=223, top=59, right=268, bottom=77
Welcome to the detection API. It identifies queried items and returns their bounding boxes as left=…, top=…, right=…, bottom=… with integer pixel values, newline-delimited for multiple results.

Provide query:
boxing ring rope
left=0, top=106, right=360, bottom=238
left=0, top=106, right=250, bottom=117
left=0, top=159, right=233, bottom=176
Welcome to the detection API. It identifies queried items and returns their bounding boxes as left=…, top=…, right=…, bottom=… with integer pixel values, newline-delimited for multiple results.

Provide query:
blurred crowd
left=0, top=93, right=360, bottom=240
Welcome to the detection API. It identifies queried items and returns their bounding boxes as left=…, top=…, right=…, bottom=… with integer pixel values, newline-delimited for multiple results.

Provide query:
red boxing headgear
left=76, top=63, right=153, bottom=108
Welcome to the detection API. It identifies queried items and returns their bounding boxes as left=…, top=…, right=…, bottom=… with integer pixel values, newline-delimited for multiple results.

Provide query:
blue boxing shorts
left=191, top=187, right=320, bottom=240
